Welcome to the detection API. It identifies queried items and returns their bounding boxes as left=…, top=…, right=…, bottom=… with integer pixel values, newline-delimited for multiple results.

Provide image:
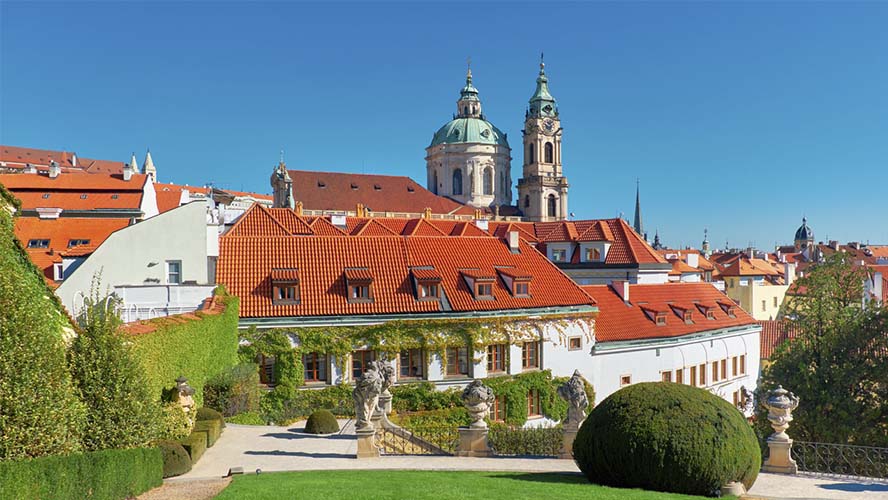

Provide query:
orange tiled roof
left=668, top=258, right=703, bottom=276
left=0, top=172, right=147, bottom=211
left=758, top=320, right=802, bottom=359
left=583, top=283, right=758, bottom=342
left=287, top=170, right=469, bottom=215
left=1, top=145, right=127, bottom=174
left=721, top=257, right=780, bottom=277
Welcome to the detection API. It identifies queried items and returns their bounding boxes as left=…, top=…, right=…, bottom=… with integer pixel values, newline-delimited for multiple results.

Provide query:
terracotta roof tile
left=758, top=320, right=802, bottom=359
left=1, top=145, right=127, bottom=174
left=225, top=205, right=294, bottom=237
left=308, top=217, right=348, bottom=236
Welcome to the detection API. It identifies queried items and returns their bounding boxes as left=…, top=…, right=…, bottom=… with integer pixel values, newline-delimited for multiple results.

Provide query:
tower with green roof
left=517, top=55, right=569, bottom=222
left=425, top=64, right=512, bottom=209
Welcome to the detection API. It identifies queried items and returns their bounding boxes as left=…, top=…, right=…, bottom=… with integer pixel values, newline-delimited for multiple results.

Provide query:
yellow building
left=722, top=258, right=788, bottom=321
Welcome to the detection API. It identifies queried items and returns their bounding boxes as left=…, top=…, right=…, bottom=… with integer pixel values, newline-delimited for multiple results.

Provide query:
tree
left=759, top=253, right=888, bottom=446
left=68, top=278, right=160, bottom=450
left=0, top=203, right=84, bottom=459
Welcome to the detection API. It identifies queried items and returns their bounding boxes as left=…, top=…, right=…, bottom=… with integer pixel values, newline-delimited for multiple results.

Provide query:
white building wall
left=56, top=201, right=214, bottom=318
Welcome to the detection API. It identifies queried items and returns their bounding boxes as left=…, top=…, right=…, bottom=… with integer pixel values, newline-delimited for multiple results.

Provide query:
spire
left=652, top=229, right=663, bottom=250
left=129, top=152, right=139, bottom=173
left=142, top=149, right=157, bottom=182
left=528, top=52, right=557, bottom=117
left=633, top=179, right=643, bottom=237
left=457, top=58, right=481, bottom=117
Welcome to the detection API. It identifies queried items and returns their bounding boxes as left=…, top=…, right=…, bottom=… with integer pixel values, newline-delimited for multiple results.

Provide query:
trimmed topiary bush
left=196, top=406, right=225, bottom=428
left=304, top=409, right=340, bottom=434
left=159, top=402, right=194, bottom=441
left=179, top=431, right=208, bottom=463
left=574, top=382, right=760, bottom=497
left=194, top=420, right=222, bottom=447
left=204, top=363, right=260, bottom=416
left=157, top=440, right=192, bottom=478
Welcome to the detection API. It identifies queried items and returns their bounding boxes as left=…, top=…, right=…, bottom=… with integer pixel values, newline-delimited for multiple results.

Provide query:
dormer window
left=584, top=247, right=601, bottom=262
left=497, top=268, right=531, bottom=298
left=683, top=310, right=693, bottom=323
left=461, top=270, right=495, bottom=300
left=551, top=249, right=567, bottom=262
left=345, top=268, right=374, bottom=303
left=655, top=313, right=667, bottom=326
left=718, top=301, right=737, bottom=318
left=271, top=268, right=300, bottom=305
left=411, top=268, right=442, bottom=302
left=28, top=239, right=50, bottom=248
left=419, top=282, right=439, bottom=299
left=476, top=282, right=493, bottom=299
left=42, top=193, right=50, bottom=199
left=68, top=239, right=90, bottom=248
left=514, top=282, right=530, bottom=297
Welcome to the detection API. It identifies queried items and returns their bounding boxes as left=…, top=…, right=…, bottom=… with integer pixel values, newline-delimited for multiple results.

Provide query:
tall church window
left=547, top=194, right=557, bottom=217
left=483, top=167, right=493, bottom=195
left=528, top=144, right=534, bottom=164
left=432, top=171, right=438, bottom=194
left=453, top=168, right=463, bottom=196
left=524, top=195, right=530, bottom=208
left=544, top=142, right=554, bottom=163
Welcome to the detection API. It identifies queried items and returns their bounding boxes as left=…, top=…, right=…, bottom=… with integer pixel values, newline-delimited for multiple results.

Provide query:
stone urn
left=762, top=385, right=800, bottom=474
left=461, top=380, right=495, bottom=430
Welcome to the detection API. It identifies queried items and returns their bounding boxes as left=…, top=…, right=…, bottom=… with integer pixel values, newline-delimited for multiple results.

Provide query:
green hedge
left=0, top=447, right=162, bottom=499
left=304, top=410, right=340, bottom=434
left=179, top=431, right=207, bottom=463
left=204, top=363, right=260, bottom=416
left=261, top=384, right=354, bottom=425
left=489, top=424, right=563, bottom=456
left=129, top=290, right=240, bottom=405
left=194, top=420, right=222, bottom=447
left=157, top=440, right=192, bottom=478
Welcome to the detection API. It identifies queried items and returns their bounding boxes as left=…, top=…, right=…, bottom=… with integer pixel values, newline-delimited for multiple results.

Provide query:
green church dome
left=429, top=117, right=509, bottom=148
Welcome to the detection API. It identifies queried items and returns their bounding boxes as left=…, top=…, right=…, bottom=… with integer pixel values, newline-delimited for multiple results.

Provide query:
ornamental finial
left=540, top=51, right=545, bottom=73
left=466, top=56, right=472, bottom=82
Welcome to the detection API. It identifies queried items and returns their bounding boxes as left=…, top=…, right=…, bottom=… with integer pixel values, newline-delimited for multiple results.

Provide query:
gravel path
left=137, top=478, right=230, bottom=500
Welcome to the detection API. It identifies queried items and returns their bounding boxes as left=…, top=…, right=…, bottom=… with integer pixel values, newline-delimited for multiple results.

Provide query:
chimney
left=48, top=160, right=60, bottom=179
left=872, top=272, right=883, bottom=306
left=849, top=241, right=861, bottom=250
left=294, top=201, right=303, bottom=216
left=507, top=231, right=520, bottom=253
left=474, top=219, right=489, bottom=231
left=686, top=253, right=699, bottom=268
left=746, top=247, right=754, bottom=259
left=71, top=152, right=77, bottom=168
left=610, top=280, right=630, bottom=303
left=830, top=240, right=840, bottom=251
left=784, top=262, right=796, bottom=288
left=24, top=163, right=36, bottom=174
left=122, top=162, right=134, bottom=181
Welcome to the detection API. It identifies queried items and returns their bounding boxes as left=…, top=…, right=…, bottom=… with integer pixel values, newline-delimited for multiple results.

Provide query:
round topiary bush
left=304, top=409, right=340, bottom=434
left=573, top=382, right=760, bottom=497
left=196, top=407, right=225, bottom=427
left=157, top=440, right=192, bottom=478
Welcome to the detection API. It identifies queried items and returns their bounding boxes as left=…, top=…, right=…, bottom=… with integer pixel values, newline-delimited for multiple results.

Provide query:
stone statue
left=763, top=385, right=799, bottom=440
left=176, top=376, right=195, bottom=412
left=353, top=360, right=394, bottom=432
left=461, top=380, right=496, bottom=429
left=739, top=385, right=755, bottom=414
left=557, top=369, right=589, bottom=431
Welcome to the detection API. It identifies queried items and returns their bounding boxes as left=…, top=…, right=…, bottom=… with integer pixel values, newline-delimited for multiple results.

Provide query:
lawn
left=214, top=470, right=726, bottom=500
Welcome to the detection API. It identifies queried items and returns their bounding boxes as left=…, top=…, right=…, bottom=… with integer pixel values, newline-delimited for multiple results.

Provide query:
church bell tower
left=517, top=55, right=568, bottom=222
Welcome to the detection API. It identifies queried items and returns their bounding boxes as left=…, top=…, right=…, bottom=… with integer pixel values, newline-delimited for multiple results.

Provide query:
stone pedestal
left=762, top=437, right=798, bottom=474
left=457, top=427, right=492, bottom=457
left=720, top=482, right=747, bottom=497
left=355, top=428, right=380, bottom=459
left=560, top=429, right=577, bottom=459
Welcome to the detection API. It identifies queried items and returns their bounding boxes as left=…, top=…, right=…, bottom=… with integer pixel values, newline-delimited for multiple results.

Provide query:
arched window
left=453, top=169, right=463, bottom=196
left=483, top=167, right=493, bottom=195
left=544, top=142, right=554, bottom=163
left=432, top=171, right=438, bottom=195
left=524, top=195, right=530, bottom=208
left=547, top=194, right=557, bottom=217
left=464, top=106, right=469, bottom=115
left=528, top=143, right=535, bottom=164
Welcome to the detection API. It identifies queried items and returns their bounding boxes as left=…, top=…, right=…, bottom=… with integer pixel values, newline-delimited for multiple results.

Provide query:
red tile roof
left=758, top=320, right=802, bottom=359
left=1, top=145, right=127, bottom=174
left=721, top=257, right=780, bottom=277
left=287, top=170, right=470, bottom=215
left=668, top=258, right=703, bottom=276
left=583, top=283, right=758, bottom=342
left=0, top=172, right=147, bottom=211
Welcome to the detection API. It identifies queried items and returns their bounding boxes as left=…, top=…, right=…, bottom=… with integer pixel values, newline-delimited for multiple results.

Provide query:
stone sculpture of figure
left=176, top=376, right=195, bottom=412
left=557, top=369, right=589, bottom=431
left=461, top=380, right=496, bottom=429
left=353, top=360, right=393, bottom=432
left=739, top=385, right=755, bottom=414
left=762, top=385, right=800, bottom=441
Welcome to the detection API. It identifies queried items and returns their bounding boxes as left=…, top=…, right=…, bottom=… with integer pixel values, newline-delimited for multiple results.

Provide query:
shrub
left=159, top=402, right=194, bottom=441
left=157, top=440, right=192, bottom=478
left=179, top=431, right=208, bottom=463
left=390, top=382, right=462, bottom=412
left=260, top=384, right=354, bottom=425
left=226, top=412, right=266, bottom=425
left=204, top=363, right=260, bottom=416
left=196, top=406, right=225, bottom=427
left=0, top=446, right=162, bottom=499
left=194, top=420, right=222, bottom=447
left=489, top=424, right=563, bottom=456
left=391, top=408, right=470, bottom=429
left=68, top=281, right=160, bottom=451
left=304, top=410, right=340, bottom=434
left=0, top=201, right=85, bottom=459
left=128, top=290, right=240, bottom=405
left=574, top=382, right=760, bottom=497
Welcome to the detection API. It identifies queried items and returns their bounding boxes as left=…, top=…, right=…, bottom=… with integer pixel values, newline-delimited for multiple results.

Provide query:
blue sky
left=2, top=2, right=887, bottom=249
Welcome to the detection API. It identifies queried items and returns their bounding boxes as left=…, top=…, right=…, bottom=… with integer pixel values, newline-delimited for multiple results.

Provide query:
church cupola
left=527, top=54, right=558, bottom=119
left=456, top=65, right=482, bottom=118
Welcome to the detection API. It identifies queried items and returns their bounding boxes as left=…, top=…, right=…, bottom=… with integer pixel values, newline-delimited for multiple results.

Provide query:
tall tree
left=759, top=253, right=888, bottom=446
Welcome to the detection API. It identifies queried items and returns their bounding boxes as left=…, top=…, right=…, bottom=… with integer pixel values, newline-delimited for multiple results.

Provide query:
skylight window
left=68, top=239, right=90, bottom=248
left=28, top=239, right=50, bottom=248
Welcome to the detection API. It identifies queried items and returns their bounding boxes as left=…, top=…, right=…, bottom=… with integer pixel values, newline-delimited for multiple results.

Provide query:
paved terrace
left=173, top=422, right=888, bottom=500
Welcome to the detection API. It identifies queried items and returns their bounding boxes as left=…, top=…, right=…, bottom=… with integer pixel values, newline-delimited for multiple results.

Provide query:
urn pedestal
left=355, top=428, right=380, bottom=459
left=457, top=427, right=492, bottom=457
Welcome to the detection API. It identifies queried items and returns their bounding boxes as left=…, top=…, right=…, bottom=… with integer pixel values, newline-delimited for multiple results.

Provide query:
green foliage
left=0, top=202, right=85, bottom=460
left=391, top=408, right=471, bottom=429
left=204, top=363, right=261, bottom=416
left=0, top=447, right=162, bottom=500
left=156, top=440, right=192, bottom=478
left=304, top=409, right=340, bottom=434
left=488, top=424, right=563, bottom=456
left=261, top=384, right=355, bottom=425
left=194, top=420, right=222, bottom=447
left=760, top=253, right=888, bottom=446
left=68, top=281, right=160, bottom=451
left=196, top=406, right=225, bottom=426
left=226, top=412, right=266, bottom=425
left=391, top=382, right=462, bottom=412
left=158, top=402, right=194, bottom=441
left=129, top=290, right=240, bottom=405
left=179, top=431, right=207, bottom=463
left=574, top=382, right=760, bottom=497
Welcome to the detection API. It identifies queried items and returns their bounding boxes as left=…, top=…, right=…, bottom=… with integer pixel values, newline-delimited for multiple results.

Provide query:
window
left=676, top=368, right=683, bottom=385
left=483, top=167, right=493, bottom=195
left=762, top=300, right=767, bottom=312
left=446, top=346, right=470, bottom=377
left=620, top=375, right=631, bottom=386
left=721, top=359, right=727, bottom=380
left=732, top=356, right=738, bottom=378
left=690, top=365, right=698, bottom=387
left=774, top=296, right=779, bottom=307
left=352, top=350, right=376, bottom=380
left=544, top=142, right=554, bottom=163
left=706, top=309, right=716, bottom=320
left=67, top=239, right=90, bottom=247
left=521, top=341, right=540, bottom=370
left=547, top=194, right=557, bottom=217
left=303, top=353, right=327, bottom=383
left=740, top=355, right=746, bottom=375
left=28, top=239, right=50, bottom=248
left=452, top=168, right=463, bottom=196
left=53, top=263, right=64, bottom=282
left=712, top=361, right=719, bottom=382
left=166, top=260, right=182, bottom=284
left=273, top=283, right=299, bottom=304
left=41, top=193, right=50, bottom=199
left=351, top=284, right=371, bottom=300
left=655, top=313, right=667, bottom=326
left=527, top=389, right=541, bottom=417
left=418, top=282, right=439, bottom=300
left=524, top=195, right=530, bottom=208
left=568, top=337, right=582, bottom=351
left=475, top=282, right=493, bottom=299
left=79, top=194, right=88, bottom=199
left=528, top=143, right=535, bottom=164
left=399, top=349, right=424, bottom=379
left=661, top=371, right=672, bottom=382
left=699, top=364, right=706, bottom=386
left=733, top=391, right=740, bottom=407
left=551, top=249, right=567, bottom=262
left=258, top=354, right=276, bottom=384
left=487, top=344, right=506, bottom=373
left=514, top=282, right=530, bottom=297
left=492, top=395, right=506, bottom=422
left=584, top=247, right=601, bottom=262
